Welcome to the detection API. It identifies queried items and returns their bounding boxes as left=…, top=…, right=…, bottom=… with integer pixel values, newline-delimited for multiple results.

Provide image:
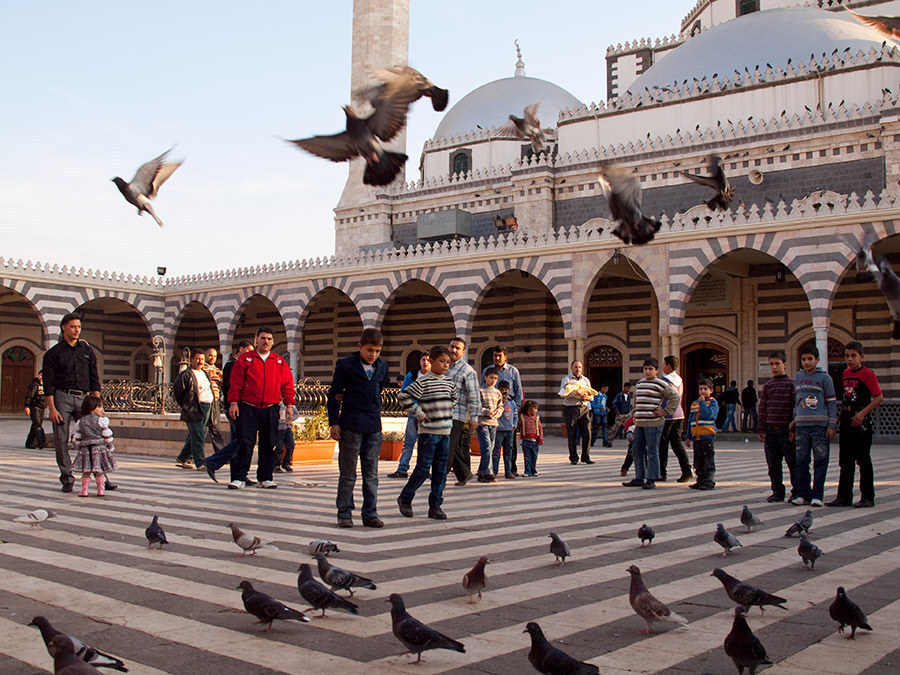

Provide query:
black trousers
left=764, top=427, right=796, bottom=499
left=564, top=407, right=591, bottom=462
left=659, top=419, right=691, bottom=478
left=693, top=438, right=716, bottom=487
left=26, top=406, right=47, bottom=448
left=836, top=424, right=875, bottom=502
left=447, top=419, right=472, bottom=481
left=232, top=402, right=279, bottom=483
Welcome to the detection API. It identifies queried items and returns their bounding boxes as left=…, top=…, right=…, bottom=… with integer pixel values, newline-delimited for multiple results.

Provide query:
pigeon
left=715, top=523, right=743, bottom=557
left=388, top=593, right=465, bottom=664
left=314, top=552, right=376, bottom=596
left=681, top=156, right=735, bottom=211
left=226, top=522, right=278, bottom=556
left=308, top=539, right=340, bottom=557
left=798, top=533, right=823, bottom=570
left=498, top=102, right=548, bottom=154
left=723, top=606, right=773, bottom=675
left=145, top=515, right=167, bottom=549
left=829, top=586, right=872, bottom=639
left=784, top=510, right=813, bottom=538
left=237, top=580, right=310, bottom=631
left=597, top=167, right=661, bottom=246
left=856, top=245, right=900, bottom=338
left=638, top=523, right=655, bottom=546
left=626, top=564, right=687, bottom=634
left=462, top=555, right=489, bottom=604
left=711, top=569, right=787, bottom=614
left=355, top=65, right=449, bottom=113
left=845, top=8, right=900, bottom=40
left=523, top=621, right=599, bottom=674
left=30, top=616, right=128, bottom=672
left=14, top=508, right=57, bottom=529
left=46, top=634, right=103, bottom=674
left=296, top=563, right=359, bottom=617
left=740, top=506, right=763, bottom=532
left=548, top=532, right=571, bottom=566
left=111, top=149, right=182, bottom=228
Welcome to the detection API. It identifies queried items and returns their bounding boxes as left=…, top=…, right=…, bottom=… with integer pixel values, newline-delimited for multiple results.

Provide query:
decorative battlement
left=0, top=258, right=164, bottom=289
left=605, top=34, right=682, bottom=58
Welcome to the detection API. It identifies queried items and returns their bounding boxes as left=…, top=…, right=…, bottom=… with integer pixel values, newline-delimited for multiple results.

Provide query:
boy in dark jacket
left=327, top=328, right=389, bottom=528
left=757, top=350, right=796, bottom=503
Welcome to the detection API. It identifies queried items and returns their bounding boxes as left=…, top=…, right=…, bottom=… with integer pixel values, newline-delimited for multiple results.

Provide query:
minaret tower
left=334, top=0, right=410, bottom=258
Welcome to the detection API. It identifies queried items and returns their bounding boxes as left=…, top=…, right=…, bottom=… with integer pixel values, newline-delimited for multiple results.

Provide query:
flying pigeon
left=715, top=523, right=743, bottom=557
left=638, top=523, right=655, bottom=546
left=856, top=245, right=900, bottom=338
left=30, top=616, right=128, bottom=672
left=523, top=622, right=599, bottom=674
left=145, top=515, right=167, bottom=549
left=798, top=533, right=823, bottom=570
left=845, top=8, right=900, bottom=40
left=723, top=606, right=773, bottom=675
left=237, top=580, right=310, bottom=631
left=829, top=586, right=872, bottom=639
left=296, top=563, right=359, bottom=617
left=711, top=569, right=787, bottom=614
left=626, top=564, right=687, bottom=634
left=497, top=102, right=549, bottom=154
left=681, top=156, right=735, bottom=211
left=14, top=508, right=57, bottom=529
left=355, top=65, right=449, bottom=113
left=46, top=634, right=103, bottom=674
left=784, top=510, right=813, bottom=538
left=111, top=149, right=182, bottom=228
left=226, top=522, right=278, bottom=556
left=597, top=167, right=661, bottom=246
left=740, top=506, right=763, bottom=532
left=388, top=593, right=465, bottom=664
left=462, top=555, right=489, bottom=604
left=308, top=539, right=340, bottom=557
left=314, top=552, right=376, bottom=596
left=548, top=532, right=571, bottom=566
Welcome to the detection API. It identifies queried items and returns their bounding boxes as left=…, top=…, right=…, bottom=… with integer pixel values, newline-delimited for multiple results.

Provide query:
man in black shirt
left=24, top=370, right=47, bottom=448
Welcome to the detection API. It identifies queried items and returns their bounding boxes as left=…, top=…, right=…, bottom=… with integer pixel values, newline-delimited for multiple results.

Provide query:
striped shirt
left=632, top=377, right=679, bottom=427
left=398, top=372, right=457, bottom=435
left=478, top=386, right=503, bottom=426
left=448, top=358, right=481, bottom=423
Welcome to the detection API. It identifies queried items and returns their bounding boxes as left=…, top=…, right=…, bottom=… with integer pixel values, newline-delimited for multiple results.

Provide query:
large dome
left=630, top=7, right=892, bottom=93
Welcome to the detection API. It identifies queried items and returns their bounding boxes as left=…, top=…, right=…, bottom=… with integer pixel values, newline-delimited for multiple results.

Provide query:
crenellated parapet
left=0, top=257, right=164, bottom=291
left=605, top=33, right=682, bottom=58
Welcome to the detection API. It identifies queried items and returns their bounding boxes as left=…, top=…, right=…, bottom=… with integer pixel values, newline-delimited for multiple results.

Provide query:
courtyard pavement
left=0, top=418, right=897, bottom=674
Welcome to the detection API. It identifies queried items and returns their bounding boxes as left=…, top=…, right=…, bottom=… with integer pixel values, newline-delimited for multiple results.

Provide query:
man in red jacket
left=227, top=326, right=296, bottom=489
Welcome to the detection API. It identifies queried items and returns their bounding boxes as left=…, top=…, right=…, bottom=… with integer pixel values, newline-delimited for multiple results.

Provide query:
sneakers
left=428, top=508, right=447, bottom=520
left=766, top=494, right=785, bottom=503
left=387, top=471, right=408, bottom=479
left=622, top=479, right=644, bottom=487
left=676, top=473, right=693, bottom=483
left=810, top=498, right=824, bottom=507
left=642, top=480, right=656, bottom=490
left=854, top=499, right=875, bottom=508
left=397, top=496, right=413, bottom=518
left=790, top=496, right=809, bottom=506
left=258, top=481, right=278, bottom=489
left=228, top=480, right=245, bottom=490
left=362, top=516, right=384, bottom=528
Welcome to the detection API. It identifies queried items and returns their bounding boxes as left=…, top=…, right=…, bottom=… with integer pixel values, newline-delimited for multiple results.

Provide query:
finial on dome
left=514, top=39, right=526, bottom=77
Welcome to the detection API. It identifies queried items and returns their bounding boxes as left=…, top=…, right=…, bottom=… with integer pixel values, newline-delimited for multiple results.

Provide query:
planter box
left=469, top=434, right=481, bottom=456
left=292, top=440, right=336, bottom=464
left=380, top=440, right=403, bottom=460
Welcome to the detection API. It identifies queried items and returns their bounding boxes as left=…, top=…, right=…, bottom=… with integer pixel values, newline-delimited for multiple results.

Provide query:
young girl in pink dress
left=69, top=395, right=117, bottom=497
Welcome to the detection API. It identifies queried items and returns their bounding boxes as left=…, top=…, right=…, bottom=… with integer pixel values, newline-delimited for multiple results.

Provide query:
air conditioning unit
left=416, top=209, right=472, bottom=241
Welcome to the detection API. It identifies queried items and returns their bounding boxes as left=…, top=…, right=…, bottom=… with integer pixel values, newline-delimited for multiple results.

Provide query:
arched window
left=133, top=350, right=152, bottom=382
left=737, top=0, right=759, bottom=16
left=452, top=152, right=469, bottom=175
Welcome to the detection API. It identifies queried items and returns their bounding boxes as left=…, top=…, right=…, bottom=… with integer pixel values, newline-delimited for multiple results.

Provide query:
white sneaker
left=228, top=480, right=245, bottom=490
left=790, top=496, right=808, bottom=505
left=810, top=498, right=824, bottom=507
left=258, top=480, right=278, bottom=489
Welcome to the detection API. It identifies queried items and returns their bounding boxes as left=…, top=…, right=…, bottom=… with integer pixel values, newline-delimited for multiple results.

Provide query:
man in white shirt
left=173, top=348, right=214, bottom=470
left=659, top=355, right=693, bottom=483
left=558, top=361, right=594, bottom=465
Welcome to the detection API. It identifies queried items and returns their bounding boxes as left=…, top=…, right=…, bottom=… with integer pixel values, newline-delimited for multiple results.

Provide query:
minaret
left=334, top=0, right=410, bottom=258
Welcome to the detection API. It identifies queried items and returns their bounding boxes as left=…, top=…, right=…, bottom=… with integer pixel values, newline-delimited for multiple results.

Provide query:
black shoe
left=677, top=473, right=693, bottom=483
left=337, top=518, right=353, bottom=528
left=570, top=460, right=579, bottom=465
left=104, top=481, right=118, bottom=491
left=504, top=473, right=516, bottom=479
left=282, top=465, right=293, bottom=472
left=273, top=466, right=284, bottom=473
left=455, top=472, right=474, bottom=486
left=397, top=497, right=413, bottom=518
left=581, top=459, right=595, bottom=465
left=766, top=494, right=784, bottom=503
left=387, top=471, right=408, bottom=479
left=206, top=465, right=219, bottom=483
left=362, top=516, right=384, bottom=528
left=826, top=498, right=851, bottom=507
left=642, top=480, right=656, bottom=490
left=622, top=479, right=644, bottom=487
left=854, top=499, right=875, bottom=508
left=61, top=483, right=73, bottom=493
left=245, top=478, right=257, bottom=486
left=428, top=508, right=447, bottom=520
left=689, top=483, right=701, bottom=490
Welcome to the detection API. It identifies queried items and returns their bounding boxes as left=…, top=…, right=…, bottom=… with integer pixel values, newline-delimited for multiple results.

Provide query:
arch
left=170, top=300, right=220, bottom=362
left=0, top=343, right=37, bottom=413
left=74, top=297, right=154, bottom=383
left=373, top=277, right=449, bottom=330
left=231, top=293, right=288, bottom=355
left=297, top=286, right=363, bottom=383
left=0, top=282, right=49, bottom=347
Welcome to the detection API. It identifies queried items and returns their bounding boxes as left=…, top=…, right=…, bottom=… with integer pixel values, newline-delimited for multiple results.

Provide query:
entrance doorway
left=1, top=346, right=35, bottom=413
left=586, top=345, right=622, bottom=424
left=682, top=343, right=729, bottom=407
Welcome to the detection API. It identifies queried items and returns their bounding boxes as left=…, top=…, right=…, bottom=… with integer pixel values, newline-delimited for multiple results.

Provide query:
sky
left=0, top=1, right=692, bottom=279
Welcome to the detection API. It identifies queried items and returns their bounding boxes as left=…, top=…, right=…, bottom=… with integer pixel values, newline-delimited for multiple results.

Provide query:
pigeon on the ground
left=597, top=167, right=661, bottom=245
left=740, top=506, right=763, bottom=532
left=548, top=532, right=571, bottom=566
left=829, top=586, right=872, bottom=639
left=523, top=621, right=599, bottom=674
left=388, top=593, right=465, bottom=664
left=711, top=569, right=787, bottom=614
left=462, top=555, right=489, bottom=604
left=715, top=523, right=743, bottom=557
left=784, top=510, right=813, bottom=538
left=626, top=564, right=688, bottom=634
left=846, top=7, right=900, bottom=40
left=14, top=508, right=57, bottom=529
left=856, top=245, right=900, bottom=338
left=314, top=552, right=376, bottom=596
left=798, top=533, right=823, bottom=570
left=355, top=65, right=449, bottom=113
left=723, top=605, right=773, bottom=675
left=111, top=149, right=182, bottom=228
left=681, top=156, right=735, bottom=211
left=308, top=539, right=340, bottom=557
left=145, top=515, right=167, bottom=549
left=46, top=634, right=102, bottom=674
left=297, top=563, right=359, bottom=617
left=638, top=523, right=655, bottom=546
left=226, top=522, right=278, bottom=556
left=30, top=616, right=127, bottom=672
left=237, top=580, right=310, bottom=631
left=497, top=102, right=548, bottom=154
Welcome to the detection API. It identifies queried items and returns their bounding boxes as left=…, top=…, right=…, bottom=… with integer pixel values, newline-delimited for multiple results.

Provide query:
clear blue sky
left=0, top=1, right=692, bottom=278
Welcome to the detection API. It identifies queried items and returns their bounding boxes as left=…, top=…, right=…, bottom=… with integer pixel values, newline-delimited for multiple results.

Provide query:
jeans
left=178, top=403, right=211, bottom=466
left=764, top=427, right=796, bottom=499
left=397, top=414, right=418, bottom=473
left=476, top=425, right=497, bottom=476
left=741, top=406, right=758, bottom=433
left=632, top=425, right=662, bottom=482
left=659, top=419, right=691, bottom=478
left=26, top=406, right=47, bottom=448
left=721, top=403, right=738, bottom=432
left=564, top=407, right=591, bottom=462
left=232, top=402, right=279, bottom=483
left=494, top=429, right=514, bottom=475
left=794, top=425, right=830, bottom=501
left=206, top=418, right=245, bottom=472
left=693, top=438, right=716, bottom=487
left=522, top=438, right=539, bottom=475
left=836, top=424, right=875, bottom=502
left=400, top=433, right=449, bottom=510
left=590, top=417, right=609, bottom=447
left=275, top=427, right=295, bottom=468
left=336, top=428, right=382, bottom=519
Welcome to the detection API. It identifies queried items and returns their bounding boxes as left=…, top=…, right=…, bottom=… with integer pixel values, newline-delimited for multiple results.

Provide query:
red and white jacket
left=227, top=350, right=296, bottom=408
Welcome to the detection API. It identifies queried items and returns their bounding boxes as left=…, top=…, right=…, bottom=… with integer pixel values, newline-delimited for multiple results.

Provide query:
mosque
left=3, top=0, right=900, bottom=436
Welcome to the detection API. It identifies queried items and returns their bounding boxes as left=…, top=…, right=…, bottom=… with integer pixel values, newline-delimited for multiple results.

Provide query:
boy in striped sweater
left=687, top=378, right=719, bottom=490
left=397, top=345, right=458, bottom=521
left=757, top=349, right=797, bottom=503
left=622, top=358, right=678, bottom=490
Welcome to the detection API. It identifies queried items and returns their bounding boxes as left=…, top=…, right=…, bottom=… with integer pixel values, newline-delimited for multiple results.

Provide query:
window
left=737, top=0, right=759, bottom=16
left=452, top=152, right=469, bottom=175
left=133, top=350, right=151, bottom=382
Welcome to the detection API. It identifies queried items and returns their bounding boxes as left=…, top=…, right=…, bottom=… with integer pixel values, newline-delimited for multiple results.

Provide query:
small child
left=494, top=381, right=519, bottom=478
left=517, top=400, right=543, bottom=476
left=590, top=384, right=611, bottom=447
left=476, top=367, right=504, bottom=482
left=274, top=402, right=298, bottom=473
left=69, top=395, right=117, bottom=497
left=687, top=378, right=719, bottom=490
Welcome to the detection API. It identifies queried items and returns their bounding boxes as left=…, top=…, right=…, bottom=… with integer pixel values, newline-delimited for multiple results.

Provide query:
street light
left=151, top=336, right=166, bottom=413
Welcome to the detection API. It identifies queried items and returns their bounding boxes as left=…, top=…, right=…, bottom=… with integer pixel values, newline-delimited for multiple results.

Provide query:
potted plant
left=380, top=430, right=405, bottom=460
left=292, top=406, right=336, bottom=463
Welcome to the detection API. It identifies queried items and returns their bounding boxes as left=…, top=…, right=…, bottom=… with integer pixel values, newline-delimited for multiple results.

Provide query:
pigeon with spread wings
left=355, top=65, right=449, bottom=116
left=597, top=167, right=661, bottom=245
left=856, top=245, right=900, bottom=338
left=681, top=156, right=734, bottom=211
left=497, top=102, right=549, bottom=154
left=111, top=148, right=182, bottom=228
left=846, top=7, right=900, bottom=40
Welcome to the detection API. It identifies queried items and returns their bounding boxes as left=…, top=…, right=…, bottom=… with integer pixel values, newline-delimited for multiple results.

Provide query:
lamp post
left=151, top=336, right=166, bottom=414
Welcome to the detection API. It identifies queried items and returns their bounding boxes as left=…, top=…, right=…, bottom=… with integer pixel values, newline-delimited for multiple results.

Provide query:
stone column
left=567, top=338, right=576, bottom=365
left=574, top=337, right=584, bottom=365
left=814, top=325, right=829, bottom=367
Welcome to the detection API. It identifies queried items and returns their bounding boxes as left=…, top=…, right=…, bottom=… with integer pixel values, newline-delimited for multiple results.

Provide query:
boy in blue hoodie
left=790, top=343, right=837, bottom=507
left=687, top=378, right=718, bottom=490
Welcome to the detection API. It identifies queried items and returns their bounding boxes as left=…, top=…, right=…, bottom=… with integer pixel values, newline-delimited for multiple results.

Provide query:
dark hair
left=80, top=394, right=102, bottom=416
left=60, top=312, right=82, bottom=328
left=730, top=380, right=737, bottom=386
left=698, top=378, right=714, bottom=389
left=191, top=348, right=205, bottom=357
left=484, top=366, right=500, bottom=378
left=747, top=379, right=754, bottom=386
left=492, top=345, right=508, bottom=356
left=643, top=357, right=659, bottom=369
left=428, top=345, right=451, bottom=361
left=800, top=343, right=819, bottom=358
left=497, top=380, right=510, bottom=390
left=600, top=383, right=609, bottom=389
left=359, top=327, right=383, bottom=346
left=768, top=350, right=786, bottom=363
left=450, top=336, right=467, bottom=348
left=256, top=326, right=274, bottom=338
left=623, top=381, right=632, bottom=388
left=845, top=340, right=864, bottom=355
left=237, top=339, right=253, bottom=349
left=522, top=399, right=539, bottom=415
left=664, top=355, right=678, bottom=369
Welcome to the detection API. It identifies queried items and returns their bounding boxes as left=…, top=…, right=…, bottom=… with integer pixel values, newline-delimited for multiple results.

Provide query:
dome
left=629, top=8, right=892, bottom=93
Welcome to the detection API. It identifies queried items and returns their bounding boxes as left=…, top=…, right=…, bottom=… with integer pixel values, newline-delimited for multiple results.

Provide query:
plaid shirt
left=448, top=358, right=481, bottom=423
